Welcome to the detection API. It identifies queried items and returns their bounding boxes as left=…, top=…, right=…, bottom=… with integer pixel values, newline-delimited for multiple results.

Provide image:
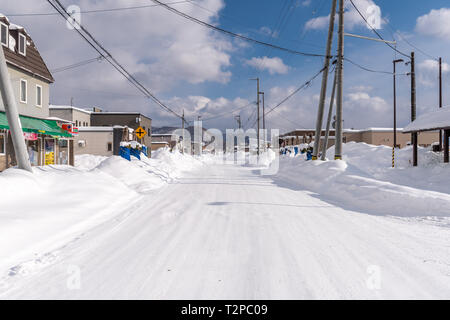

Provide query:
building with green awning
left=0, top=111, right=71, bottom=137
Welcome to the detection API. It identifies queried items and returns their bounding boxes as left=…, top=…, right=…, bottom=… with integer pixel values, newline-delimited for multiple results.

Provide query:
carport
left=403, top=107, right=450, bottom=164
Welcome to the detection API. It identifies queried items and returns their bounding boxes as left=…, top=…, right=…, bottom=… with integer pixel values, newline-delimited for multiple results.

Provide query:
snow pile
left=274, top=142, right=450, bottom=217
left=0, top=149, right=202, bottom=275
left=75, top=154, right=108, bottom=170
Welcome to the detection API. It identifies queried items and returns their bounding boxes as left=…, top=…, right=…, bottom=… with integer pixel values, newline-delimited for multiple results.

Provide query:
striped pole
left=392, top=147, right=395, bottom=168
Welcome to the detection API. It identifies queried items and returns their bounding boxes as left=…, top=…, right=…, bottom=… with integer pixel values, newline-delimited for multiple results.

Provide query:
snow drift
left=274, top=142, right=450, bottom=217
left=0, top=149, right=202, bottom=275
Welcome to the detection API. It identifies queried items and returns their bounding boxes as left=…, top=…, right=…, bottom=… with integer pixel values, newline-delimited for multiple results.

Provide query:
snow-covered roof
left=0, top=13, right=10, bottom=24
left=403, top=107, right=450, bottom=133
left=78, top=127, right=114, bottom=132
left=49, top=105, right=92, bottom=115
left=46, top=116, right=74, bottom=123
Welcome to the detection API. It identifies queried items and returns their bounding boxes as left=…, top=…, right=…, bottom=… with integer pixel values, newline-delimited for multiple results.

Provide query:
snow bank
left=0, top=150, right=202, bottom=275
left=274, top=142, right=450, bottom=217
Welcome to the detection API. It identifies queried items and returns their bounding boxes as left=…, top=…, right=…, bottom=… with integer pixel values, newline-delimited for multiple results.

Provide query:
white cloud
left=344, top=91, right=390, bottom=127
left=349, top=85, right=373, bottom=92
left=305, top=0, right=383, bottom=31
left=301, top=0, right=312, bottom=7
left=245, top=56, right=290, bottom=75
left=1, top=0, right=233, bottom=93
left=0, top=0, right=240, bottom=126
left=417, top=59, right=450, bottom=87
left=416, top=8, right=450, bottom=40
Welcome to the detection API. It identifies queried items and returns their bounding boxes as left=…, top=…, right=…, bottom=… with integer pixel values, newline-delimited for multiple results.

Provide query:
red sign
left=61, top=123, right=73, bottom=132
left=23, top=132, right=38, bottom=140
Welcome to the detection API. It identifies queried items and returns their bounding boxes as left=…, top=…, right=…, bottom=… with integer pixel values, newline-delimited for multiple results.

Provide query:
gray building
left=90, top=111, right=152, bottom=153
left=49, top=105, right=91, bottom=127
left=0, top=15, right=74, bottom=171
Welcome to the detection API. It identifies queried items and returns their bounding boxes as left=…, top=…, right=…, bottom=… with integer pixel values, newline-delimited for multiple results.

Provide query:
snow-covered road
left=1, top=162, right=450, bottom=299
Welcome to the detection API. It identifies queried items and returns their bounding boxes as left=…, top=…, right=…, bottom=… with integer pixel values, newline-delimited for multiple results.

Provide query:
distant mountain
left=152, top=126, right=179, bottom=134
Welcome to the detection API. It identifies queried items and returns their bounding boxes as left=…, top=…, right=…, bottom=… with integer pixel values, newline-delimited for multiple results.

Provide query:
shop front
left=0, top=111, right=73, bottom=171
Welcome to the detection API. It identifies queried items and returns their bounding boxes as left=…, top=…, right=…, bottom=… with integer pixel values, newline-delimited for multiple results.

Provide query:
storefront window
left=0, top=133, right=5, bottom=154
left=44, top=138, right=55, bottom=165
left=0, top=133, right=6, bottom=154
left=27, top=140, right=39, bottom=166
left=58, top=139, right=69, bottom=165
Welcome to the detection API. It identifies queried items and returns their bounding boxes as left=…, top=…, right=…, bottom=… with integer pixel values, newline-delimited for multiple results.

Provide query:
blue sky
left=3, top=0, right=450, bottom=132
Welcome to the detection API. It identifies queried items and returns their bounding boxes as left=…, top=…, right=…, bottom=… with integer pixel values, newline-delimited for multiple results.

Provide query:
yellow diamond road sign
left=136, top=126, right=147, bottom=139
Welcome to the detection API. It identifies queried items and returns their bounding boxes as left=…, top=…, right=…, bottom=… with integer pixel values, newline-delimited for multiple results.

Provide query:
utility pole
left=410, top=52, right=418, bottom=166
left=235, top=114, right=241, bottom=129
left=392, top=59, right=404, bottom=167
left=312, top=0, right=337, bottom=160
left=0, top=45, right=32, bottom=172
left=250, top=77, right=260, bottom=155
left=257, top=78, right=260, bottom=155
left=439, top=57, right=443, bottom=151
left=181, top=109, right=185, bottom=154
left=335, top=0, right=344, bottom=160
left=321, top=67, right=337, bottom=160
left=260, top=91, right=265, bottom=149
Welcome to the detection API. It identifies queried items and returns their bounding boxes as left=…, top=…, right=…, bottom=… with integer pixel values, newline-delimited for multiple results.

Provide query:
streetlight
left=392, top=58, right=404, bottom=167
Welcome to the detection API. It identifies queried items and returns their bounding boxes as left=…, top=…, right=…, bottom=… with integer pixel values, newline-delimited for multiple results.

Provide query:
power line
left=148, top=0, right=328, bottom=58
left=381, top=19, right=437, bottom=61
left=51, top=56, right=103, bottom=73
left=248, top=67, right=324, bottom=129
left=243, top=108, right=257, bottom=130
left=47, top=0, right=187, bottom=124
left=344, top=57, right=394, bottom=75
left=348, top=0, right=410, bottom=59
left=264, top=67, right=325, bottom=117
left=6, top=0, right=194, bottom=16
left=201, top=101, right=256, bottom=122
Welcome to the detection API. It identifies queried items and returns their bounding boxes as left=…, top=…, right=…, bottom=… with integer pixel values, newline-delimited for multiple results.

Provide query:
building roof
left=49, top=105, right=92, bottom=115
left=1, top=14, right=54, bottom=83
left=403, top=107, right=450, bottom=133
left=90, top=111, right=152, bottom=121
left=282, top=128, right=405, bottom=136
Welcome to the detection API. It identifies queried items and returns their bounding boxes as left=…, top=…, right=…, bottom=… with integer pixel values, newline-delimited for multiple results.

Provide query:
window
left=107, top=142, right=112, bottom=152
left=75, top=120, right=78, bottom=126
left=18, top=33, right=26, bottom=56
left=20, top=79, right=27, bottom=103
left=36, top=85, right=42, bottom=107
left=0, top=22, right=8, bottom=47
left=0, top=133, right=5, bottom=154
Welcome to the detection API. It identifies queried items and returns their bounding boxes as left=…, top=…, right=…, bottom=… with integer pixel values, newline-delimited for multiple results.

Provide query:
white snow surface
left=0, top=144, right=449, bottom=299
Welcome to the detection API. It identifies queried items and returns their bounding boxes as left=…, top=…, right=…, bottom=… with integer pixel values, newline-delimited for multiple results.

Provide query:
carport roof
left=403, top=107, right=450, bottom=133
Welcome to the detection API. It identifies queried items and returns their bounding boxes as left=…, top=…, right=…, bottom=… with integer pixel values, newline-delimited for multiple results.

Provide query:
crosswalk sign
left=136, top=126, right=147, bottom=139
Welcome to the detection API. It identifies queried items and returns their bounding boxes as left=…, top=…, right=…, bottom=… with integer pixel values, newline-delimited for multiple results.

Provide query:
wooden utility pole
left=257, top=78, right=260, bottom=155
left=312, top=0, right=337, bottom=160
left=235, top=114, right=241, bottom=129
left=261, top=91, right=265, bottom=149
left=321, top=67, right=337, bottom=160
left=0, top=45, right=32, bottom=172
left=181, top=109, right=185, bottom=153
left=439, top=57, right=443, bottom=150
left=392, top=58, right=404, bottom=167
left=335, top=0, right=344, bottom=160
left=410, top=52, right=418, bottom=166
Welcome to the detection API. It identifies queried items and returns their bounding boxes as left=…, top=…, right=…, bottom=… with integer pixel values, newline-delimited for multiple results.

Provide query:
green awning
left=0, top=111, right=71, bottom=137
